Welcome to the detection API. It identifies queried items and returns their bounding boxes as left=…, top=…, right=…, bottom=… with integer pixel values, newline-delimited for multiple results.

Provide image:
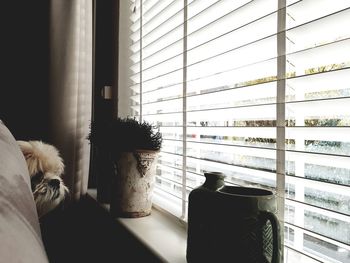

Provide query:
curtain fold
left=49, top=0, right=93, bottom=200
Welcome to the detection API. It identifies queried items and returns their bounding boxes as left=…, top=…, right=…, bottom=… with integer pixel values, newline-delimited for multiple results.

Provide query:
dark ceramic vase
left=186, top=172, right=226, bottom=263
left=213, top=186, right=282, bottom=263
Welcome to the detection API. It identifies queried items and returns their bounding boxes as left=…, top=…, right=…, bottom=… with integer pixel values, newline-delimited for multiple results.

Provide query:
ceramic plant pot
left=110, top=150, right=158, bottom=218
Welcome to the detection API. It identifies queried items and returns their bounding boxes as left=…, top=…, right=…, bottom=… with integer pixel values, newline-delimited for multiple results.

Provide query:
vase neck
left=203, top=173, right=225, bottom=190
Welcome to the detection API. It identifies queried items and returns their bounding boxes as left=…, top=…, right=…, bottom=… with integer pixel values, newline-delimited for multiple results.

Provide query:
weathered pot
left=110, top=150, right=158, bottom=218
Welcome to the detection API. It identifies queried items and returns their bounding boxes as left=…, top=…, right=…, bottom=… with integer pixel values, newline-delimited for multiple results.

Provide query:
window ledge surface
left=87, top=189, right=187, bottom=263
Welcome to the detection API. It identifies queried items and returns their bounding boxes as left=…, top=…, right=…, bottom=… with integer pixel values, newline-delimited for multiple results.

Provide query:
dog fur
left=17, top=140, right=69, bottom=218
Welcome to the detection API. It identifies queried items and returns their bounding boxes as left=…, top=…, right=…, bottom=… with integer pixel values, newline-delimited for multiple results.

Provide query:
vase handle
left=259, top=211, right=281, bottom=263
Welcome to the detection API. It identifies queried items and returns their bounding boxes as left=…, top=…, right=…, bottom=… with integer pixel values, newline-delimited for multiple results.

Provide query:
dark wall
left=0, top=1, right=50, bottom=141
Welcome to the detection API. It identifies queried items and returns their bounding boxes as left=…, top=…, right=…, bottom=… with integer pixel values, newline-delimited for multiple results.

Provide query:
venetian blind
left=283, top=0, right=350, bottom=262
left=127, top=1, right=350, bottom=262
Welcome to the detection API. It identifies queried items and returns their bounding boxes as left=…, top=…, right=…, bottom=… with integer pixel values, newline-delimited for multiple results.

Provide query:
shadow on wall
left=0, top=1, right=50, bottom=141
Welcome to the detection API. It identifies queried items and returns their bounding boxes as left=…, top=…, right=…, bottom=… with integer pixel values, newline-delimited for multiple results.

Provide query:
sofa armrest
left=0, top=121, right=48, bottom=263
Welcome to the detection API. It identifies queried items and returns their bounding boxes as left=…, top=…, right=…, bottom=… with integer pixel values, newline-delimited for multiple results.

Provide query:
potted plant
left=88, top=117, right=162, bottom=217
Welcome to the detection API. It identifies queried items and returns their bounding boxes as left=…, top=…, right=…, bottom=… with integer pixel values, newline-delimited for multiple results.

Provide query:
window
left=124, top=0, right=350, bottom=262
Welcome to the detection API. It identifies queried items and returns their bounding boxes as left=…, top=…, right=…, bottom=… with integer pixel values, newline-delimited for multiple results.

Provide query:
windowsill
left=87, top=189, right=187, bottom=263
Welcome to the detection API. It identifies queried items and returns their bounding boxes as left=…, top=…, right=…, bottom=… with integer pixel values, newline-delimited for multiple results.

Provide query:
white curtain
left=49, top=0, right=93, bottom=200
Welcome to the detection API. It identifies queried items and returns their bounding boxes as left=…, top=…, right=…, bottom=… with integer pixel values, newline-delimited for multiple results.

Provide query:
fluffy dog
left=17, top=140, right=69, bottom=218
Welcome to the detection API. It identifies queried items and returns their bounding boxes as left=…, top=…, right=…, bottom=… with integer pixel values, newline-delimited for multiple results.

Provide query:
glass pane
left=134, top=0, right=186, bottom=219
left=142, top=98, right=182, bottom=115
left=141, top=84, right=183, bottom=104
left=187, top=104, right=276, bottom=127
left=187, top=36, right=277, bottom=82
left=187, top=0, right=276, bottom=43
left=285, top=2, right=350, bottom=262
left=286, top=69, right=350, bottom=102
left=187, top=59, right=277, bottom=95
left=187, top=127, right=276, bottom=149
left=286, top=127, right=350, bottom=155
left=187, top=142, right=276, bottom=172
left=187, top=82, right=276, bottom=111
left=143, top=112, right=182, bottom=127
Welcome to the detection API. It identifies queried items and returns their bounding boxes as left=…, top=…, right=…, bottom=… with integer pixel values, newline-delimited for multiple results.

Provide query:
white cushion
left=0, top=121, right=48, bottom=263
